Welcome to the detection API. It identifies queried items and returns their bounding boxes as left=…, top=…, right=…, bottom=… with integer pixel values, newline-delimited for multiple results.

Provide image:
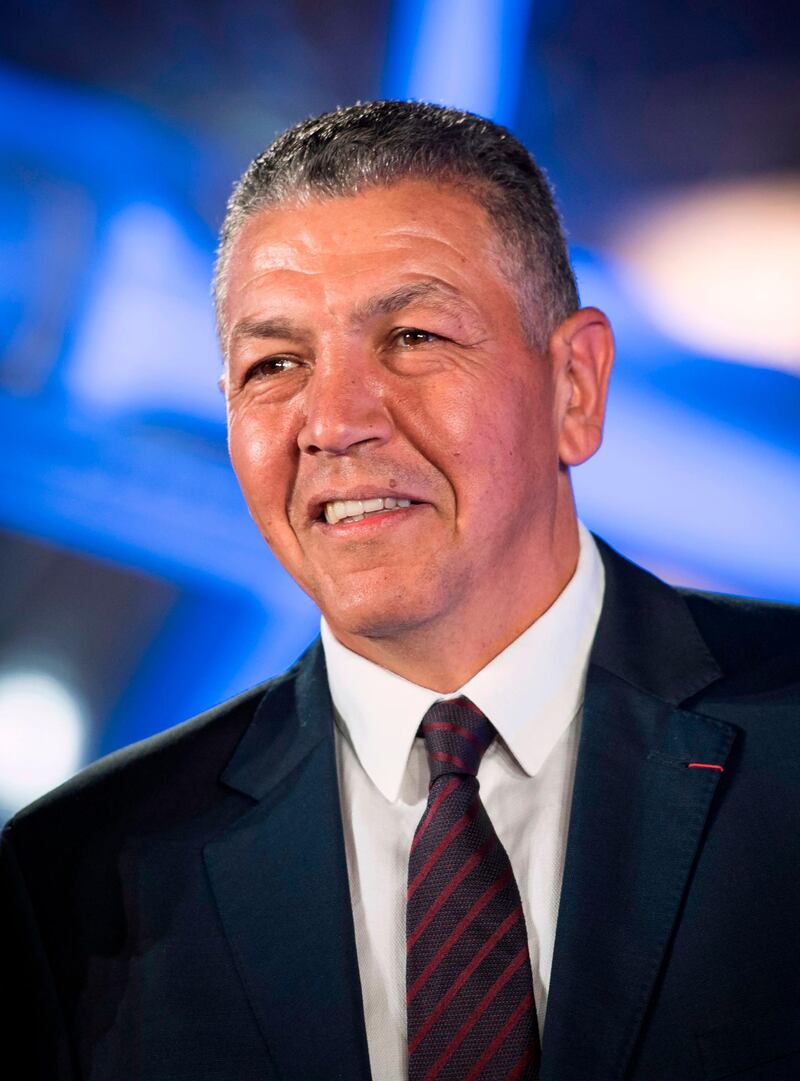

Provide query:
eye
left=245, top=355, right=301, bottom=381
left=395, top=328, right=441, bottom=348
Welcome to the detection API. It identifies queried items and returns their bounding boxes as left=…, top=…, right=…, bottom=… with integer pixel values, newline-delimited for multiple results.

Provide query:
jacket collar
left=590, top=535, right=722, bottom=702
left=218, top=644, right=332, bottom=799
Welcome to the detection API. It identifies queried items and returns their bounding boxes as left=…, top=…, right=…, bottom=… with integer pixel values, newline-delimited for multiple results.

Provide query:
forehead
left=222, top=180, right=515, bottom=329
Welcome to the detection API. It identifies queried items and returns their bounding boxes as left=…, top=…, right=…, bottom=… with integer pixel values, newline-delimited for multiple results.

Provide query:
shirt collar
left=321, top=522, right=605, bottom=802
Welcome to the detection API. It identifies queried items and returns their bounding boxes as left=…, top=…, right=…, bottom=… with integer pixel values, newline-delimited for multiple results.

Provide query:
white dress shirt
left=320, top=522, right=605, bottom=1081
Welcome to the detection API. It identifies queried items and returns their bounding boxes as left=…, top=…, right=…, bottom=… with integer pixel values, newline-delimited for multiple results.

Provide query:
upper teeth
left=324, top=497, right=411, bottom=524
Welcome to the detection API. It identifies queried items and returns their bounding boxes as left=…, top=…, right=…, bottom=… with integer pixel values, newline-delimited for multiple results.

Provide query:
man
left=2, top=101, right=799, bottom=1081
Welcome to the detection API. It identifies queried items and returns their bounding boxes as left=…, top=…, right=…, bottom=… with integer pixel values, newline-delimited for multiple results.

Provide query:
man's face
left=223, top=180, right=574, bottom=648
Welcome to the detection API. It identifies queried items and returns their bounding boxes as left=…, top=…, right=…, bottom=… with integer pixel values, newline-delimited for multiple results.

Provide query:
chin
left=320, top=588, right=437, bottom=643
left=323, top=606, right=413, bottom=642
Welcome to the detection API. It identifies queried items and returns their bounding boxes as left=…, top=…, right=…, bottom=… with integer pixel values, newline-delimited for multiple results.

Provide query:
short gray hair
left=215, top=100, right=580, bottom=351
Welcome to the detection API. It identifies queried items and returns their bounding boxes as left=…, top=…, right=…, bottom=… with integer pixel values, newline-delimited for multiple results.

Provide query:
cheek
left=433, top=379, right=556, bottom=509
left=227, top=410, right=291, bottom=516
left=422, top=388, right=479, bottom=445
left=229, top=423, right=266, bottom=486
left=418, top=377, right=536, bottom=465
left=407, top=379, right=491, bottom=476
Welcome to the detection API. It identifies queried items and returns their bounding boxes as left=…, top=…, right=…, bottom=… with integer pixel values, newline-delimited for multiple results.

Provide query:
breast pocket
left=696, top=1005, right=800, bottom=1079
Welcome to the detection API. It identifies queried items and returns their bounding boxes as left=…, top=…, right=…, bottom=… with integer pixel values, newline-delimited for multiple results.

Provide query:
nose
left=297, top=352, right=393, bottom=456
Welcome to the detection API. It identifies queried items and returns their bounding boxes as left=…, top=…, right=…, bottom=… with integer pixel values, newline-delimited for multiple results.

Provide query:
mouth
left=321, top=495, right=415, bottom=525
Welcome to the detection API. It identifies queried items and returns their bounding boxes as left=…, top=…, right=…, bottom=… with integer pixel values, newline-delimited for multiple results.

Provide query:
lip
left=306, top=486, right=426, bottom=523
left=312, top=501, right=431, bottom=536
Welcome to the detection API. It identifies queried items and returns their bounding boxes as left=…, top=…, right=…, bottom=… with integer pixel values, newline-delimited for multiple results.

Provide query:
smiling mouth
left=323, top=496, right=414, bottom=525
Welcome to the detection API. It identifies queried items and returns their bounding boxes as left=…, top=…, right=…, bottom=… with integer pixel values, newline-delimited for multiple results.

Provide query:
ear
left=549, top=307, right=614, bottom=467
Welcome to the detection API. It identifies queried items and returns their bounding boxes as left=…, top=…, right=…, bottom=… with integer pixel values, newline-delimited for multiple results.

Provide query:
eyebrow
left=229, top=279, right=474, bottom=346
left=230, top=316, right=311, bottom=344
left=351, top=279, right=467, bottom=324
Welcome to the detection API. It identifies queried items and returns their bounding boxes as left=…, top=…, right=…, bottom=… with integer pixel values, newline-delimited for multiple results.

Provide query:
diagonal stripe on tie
left=411, top=777, right=461, bottom=854
left=462, top=994, right=537, bottom=1081
left=421, top=950, right=532, bottom=1081
left=406, top=697, right=540, bottom=1080
left=407, top=906, right=524, bottom=1054
left=407, top=833, right=498, bottom=951
left=407, top=866, right=515, bottom=1002
left=407, top=795, right=481, bottom=901
left=424, top=720, right=489, bottom=748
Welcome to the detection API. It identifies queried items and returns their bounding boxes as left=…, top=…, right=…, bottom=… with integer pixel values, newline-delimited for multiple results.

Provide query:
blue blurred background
left=1, top=0, right=798, bottom=820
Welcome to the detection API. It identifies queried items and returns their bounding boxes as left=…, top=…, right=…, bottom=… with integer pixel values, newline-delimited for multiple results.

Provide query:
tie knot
left=420, top=696, right=494, bottom=782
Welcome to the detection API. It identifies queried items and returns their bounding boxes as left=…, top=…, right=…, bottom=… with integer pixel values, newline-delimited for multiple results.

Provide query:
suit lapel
left=203, top=643, right=372, bottom=1081
left=541, top=540, right=737, bottom=1081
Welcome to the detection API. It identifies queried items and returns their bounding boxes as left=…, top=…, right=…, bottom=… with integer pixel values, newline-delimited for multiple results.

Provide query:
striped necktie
left=406, top=696, right=540, bottom=1081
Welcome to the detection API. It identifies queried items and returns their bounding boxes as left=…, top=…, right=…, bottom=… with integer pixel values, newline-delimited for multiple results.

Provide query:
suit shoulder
left=4, top=661, right=302, bottom=851
left=677, top=587, right=800, bottom=690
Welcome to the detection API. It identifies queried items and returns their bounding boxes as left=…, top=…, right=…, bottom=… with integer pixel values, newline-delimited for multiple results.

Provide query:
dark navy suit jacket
left=2, top=538, right=800, bottom=1080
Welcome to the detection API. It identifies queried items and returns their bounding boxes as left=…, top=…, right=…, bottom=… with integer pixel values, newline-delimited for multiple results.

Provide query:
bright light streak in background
left=66, top=203, right=223, bottom=421
left=614, top=176, right=800, bottom=374
left=0, top=671, right=88, bottom=810
left=383, top=0, right=534, bottom=126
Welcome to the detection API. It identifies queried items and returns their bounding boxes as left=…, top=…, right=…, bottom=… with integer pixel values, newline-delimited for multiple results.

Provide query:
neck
left=327, top=515, right=581, bottom=693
